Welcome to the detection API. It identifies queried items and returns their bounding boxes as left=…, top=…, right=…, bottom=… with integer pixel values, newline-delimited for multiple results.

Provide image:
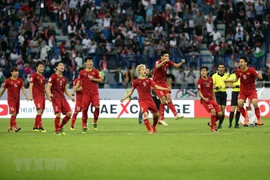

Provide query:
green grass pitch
left=0, top=118, right=270, bottom=180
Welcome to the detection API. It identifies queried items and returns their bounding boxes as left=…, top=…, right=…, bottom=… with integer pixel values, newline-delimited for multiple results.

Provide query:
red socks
left=71, top=113, right=78, bottom=127
left=153, top=115, right=158, bottom=127
left=93, top=108, right=99, bottom=124
left=211, top=115, right=217, bottom=129
left=59, top=115, right=70, bottom=129
left=239, top=107, right=246, bottom=119
left=143, top=119, right=151, bottom=131
left=255, top=107, right=261, bottom=121
left=159, top=104, right=165, bottom=120
left=54, top=116, right=60, bottom=132
left=36, top=115, right=42, bottom=128
left=168, top=102, right=177, bottom=116
left=10, top=116, right=17, bottom=128
left=82, top=110, right=88, bottom=128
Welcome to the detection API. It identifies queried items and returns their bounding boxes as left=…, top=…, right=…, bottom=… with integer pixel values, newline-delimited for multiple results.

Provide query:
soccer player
left=0, top=67, right=29, bottom=132
left=29, top=62, right=49, bottom=132
left=72, top=57, right=102, bottom=133
left=46, top=62, right=75, bottom=135
left=197, top=66, right=222, bottom=132
left=70, top=69, right=83, bottom=130
left=227, top=67, right=241, bottom=128
left=212, top=63, right=229, bottom=129
left=121, top=64, right=170, bottom=134
left=153, top=50, right=185, bottom=126
left=224, top=57, right=264, bottom=126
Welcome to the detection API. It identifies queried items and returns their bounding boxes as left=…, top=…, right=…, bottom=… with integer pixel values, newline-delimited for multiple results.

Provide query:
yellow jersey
left=212, top=72, right=229, bottom=92
left=229, top=73, right=240, bottom=92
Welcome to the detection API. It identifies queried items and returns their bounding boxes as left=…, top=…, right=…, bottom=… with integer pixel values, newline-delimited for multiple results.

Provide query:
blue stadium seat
left=95, top=0, right=101, bottom=6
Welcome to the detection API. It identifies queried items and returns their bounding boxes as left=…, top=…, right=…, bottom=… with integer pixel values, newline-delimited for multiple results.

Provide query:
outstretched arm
left=173, top=59, right=185, bottom=68
left=120, top=88, right=135, bottom=102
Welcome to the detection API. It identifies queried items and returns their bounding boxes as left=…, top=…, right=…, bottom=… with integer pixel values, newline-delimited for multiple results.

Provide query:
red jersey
left=153, top=59, right=175, bottom=85
left=79, top=69, right=101, bottom=96
left=73, top=78, right=83, bottom=102
left=3, top=78, right=24, bottom=102
left=132, top=78, right=156, bottom=101
left=197, top=77, right=214, bottom=99
left=48, top=74, right=67, bottom=99
left=236, top=67, right=258, bottom=92
left=30, top=73, right=46, bottom=99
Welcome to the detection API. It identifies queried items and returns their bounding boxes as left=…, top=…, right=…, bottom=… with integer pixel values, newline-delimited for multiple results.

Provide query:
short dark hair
left=85, top=57, right=93, bottom=62
left=200, top=66, right=208, bottom=71
left=218, top=63, right=225, bottom=67
left=161, top=51, right=169, bottom=57
left=239, top=56, right=248, bottom=63
left=35, top=61, right=44, bottom=68
left=55, top=61, right=63, bottom=67
left=10, top=67, right=18, bottom=72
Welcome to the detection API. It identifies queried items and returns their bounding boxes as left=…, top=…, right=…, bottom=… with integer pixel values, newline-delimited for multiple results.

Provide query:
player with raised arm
left=225, top=57, right=264, bottom=126
left=0, top=67, right=29, bottom=132
left=46, top=62, right=75, bottom=135
left=29, top=62, right=49, bottom=132
left=153, top=50, right=185, bottom=126
left=72, top=57, right=102, bottom=133
left=70, top=70, right=83, bottom=130
left=197, top=66, right=222, bottom=132
left=121, top=64, right=170, bottom=134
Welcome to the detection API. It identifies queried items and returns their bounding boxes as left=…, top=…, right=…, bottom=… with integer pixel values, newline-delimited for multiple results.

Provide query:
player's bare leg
left=152, top=112, right=159, bottom=133
left=158, top=96, right=168, bottom=126
left=238, top=99, right=249, bottom=125
left=92, top=106, right=99, bottom=130
left=37, top=109, right=46, bottom=132
left=142, top=112, right=153, bottom=134
left=251, top=98, right=264, bottom=126
left=165, top=94, right=184, bottom=120
left=59, top=112, right=71, bottom=135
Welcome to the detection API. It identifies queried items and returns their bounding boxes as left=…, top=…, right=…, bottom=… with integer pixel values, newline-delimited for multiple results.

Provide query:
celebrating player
left=46, top=62, right=75, bottom=135
left=212, top=63, right=229, bottom=129
left=197, top=66, right=222, bottom=132
left=70, top=75, right=83, bottom=130
left=153, top=50, right=185, bottom=126
left=29, top=62, right=49, bottom=132
left=121, top=64, right=170, bottom=134
left=72, top=57, right=102, bottom=133
left=0, top=67, right=29, bottom=132
left=227, top=67, right=241, bottom=128
left=225, top=57, right=264, bottom=126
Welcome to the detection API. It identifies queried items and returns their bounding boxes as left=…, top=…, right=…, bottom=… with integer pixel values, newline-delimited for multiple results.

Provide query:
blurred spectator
left=113, top=67, right=125, bottom=87
left=175, top=67, right=186, bottom=89
left=51, top=54, right=61, bottom=66
left=99, top=55, right=108, bottom=72
left=186, top=67, right=196, bottom=89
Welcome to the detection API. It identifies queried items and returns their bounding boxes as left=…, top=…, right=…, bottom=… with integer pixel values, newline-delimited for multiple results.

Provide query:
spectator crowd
left=0, top=0, right=270, bottom=88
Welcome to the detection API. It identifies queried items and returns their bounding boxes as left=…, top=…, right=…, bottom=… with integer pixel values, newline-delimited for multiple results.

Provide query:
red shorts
left=139, top=99, right=158, bottom=114
left=201, top=99, right=221, bottom=113
left=82, top=95, right=100, bottom=111
left=34, top=98, right=45, bottom=110
left=52, top=98, right=71, bottom=115
left=74, top=100, right=82, bottom=112
left=8, top=100, right=19, bottom=114
left=154, top=83, right=170, bottom=98
left=238, top=91, right=258, bottom=101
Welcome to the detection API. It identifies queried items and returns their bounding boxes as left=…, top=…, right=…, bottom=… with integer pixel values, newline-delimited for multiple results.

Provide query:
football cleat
left=92, top=123, right=98, bottom=131
left=158, top=120, right=168, bottom=126
left=39, top=127, right=47, bottom=132
left=175, top=114, right=184, bottom=120
left=14, top=127, right=21, bottom=132
left=235, top=125, right=240, bottom=128
left=54, top=132, right=61, bottom=135
left=8, top=128, right=13, bottom=132
left=70, top=126, right=75, bottom=130
left=242, top=118, right=249, bottom=126
left=217, top=125, right=223, bottom=129
left=148, top=128, right=153, bottom=135
left=59, top=128, right=66, bottom=135
left=33, top=127, right=39, bottom=132
left=82, top=127, right=87, bottom=134
left=152, top=126, right=157, bottom=133
left=257, top=120, right=264, bottom=126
